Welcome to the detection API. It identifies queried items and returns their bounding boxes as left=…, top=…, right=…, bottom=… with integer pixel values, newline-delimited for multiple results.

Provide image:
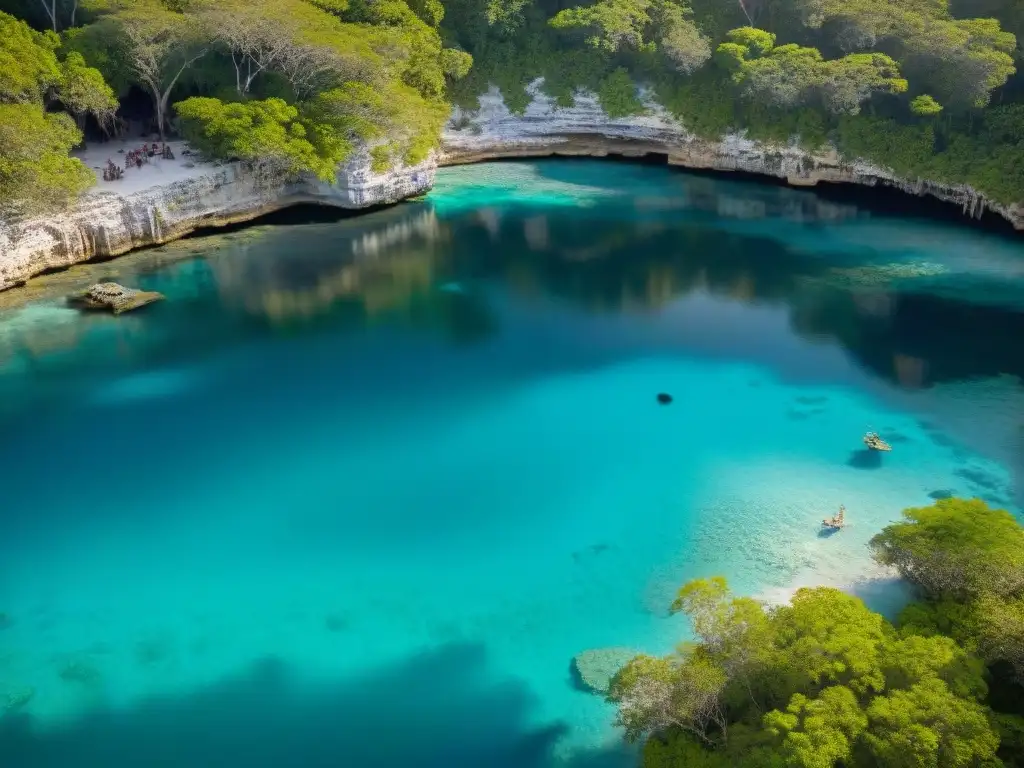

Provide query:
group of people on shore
left=102, top=142, right=176, bottom=181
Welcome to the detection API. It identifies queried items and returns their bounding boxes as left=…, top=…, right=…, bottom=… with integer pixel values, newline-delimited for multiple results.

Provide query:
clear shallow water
left=0, top=160, right=1023, bottom=766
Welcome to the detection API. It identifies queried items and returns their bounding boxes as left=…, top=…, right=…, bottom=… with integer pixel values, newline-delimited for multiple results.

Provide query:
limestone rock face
left=0, top=149, right=436, bottom=292
left=572, top=647, right=638, bottom=694
left=441, top=79, right=1024, bottom=230
left=68, top=282, right=165, bottom=314
left=3, top=80, right=1021, bottom=295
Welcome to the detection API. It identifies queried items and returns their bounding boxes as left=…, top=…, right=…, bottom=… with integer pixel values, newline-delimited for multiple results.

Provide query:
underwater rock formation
left=68, top=282, right=165, bottom=314
left=572, top=647, right=637, bottom=694
left=441, top=80, right=1023, bottom=231
left=0, top=148, right=436, bottom=292
left=3, top=685, right=34, bottom=713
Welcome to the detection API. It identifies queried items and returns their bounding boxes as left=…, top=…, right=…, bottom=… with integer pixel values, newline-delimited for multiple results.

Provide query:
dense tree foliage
left=4, top=0, right=1024, bottom=212
left=0, top=0, right=471, bottom=212
left=442, top=0, right=1024, bottom=204
left=607, top=498, right=1024, bottom=768
left=871, top=498, right=1024, bottom=688
left=0, top=10, right=113, bottom=212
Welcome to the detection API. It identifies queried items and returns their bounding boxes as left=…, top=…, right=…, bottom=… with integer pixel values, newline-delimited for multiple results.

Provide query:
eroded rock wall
left=3, top=78, right=1022, bottom=293
left=440, top=80, right=1024, bottom=229
left=0, top=149, right=435, bottom=292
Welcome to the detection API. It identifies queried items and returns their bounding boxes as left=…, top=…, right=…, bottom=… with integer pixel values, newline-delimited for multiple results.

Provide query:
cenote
left=0, top=159, right=1022, bottom=767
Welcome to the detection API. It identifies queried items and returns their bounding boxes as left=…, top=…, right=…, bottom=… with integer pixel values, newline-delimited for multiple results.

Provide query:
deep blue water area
left=0, top=160, right=1022, bottom=767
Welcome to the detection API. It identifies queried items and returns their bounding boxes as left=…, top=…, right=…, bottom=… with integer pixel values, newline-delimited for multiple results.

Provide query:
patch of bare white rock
left=0, top=141, right=435, bottom=292
left=2, top=78, right=1021, bottom=292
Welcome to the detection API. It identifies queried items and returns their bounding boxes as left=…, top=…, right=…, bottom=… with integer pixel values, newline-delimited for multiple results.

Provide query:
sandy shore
left=76, top=139, right=214, bottom=196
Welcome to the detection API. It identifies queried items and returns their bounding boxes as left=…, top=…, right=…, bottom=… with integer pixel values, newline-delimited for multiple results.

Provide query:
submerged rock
left=572, top=647, right=637, bottom=694
left=68, top=282, right=165, bottom=315
left=3, top=685, right=35, bottom=713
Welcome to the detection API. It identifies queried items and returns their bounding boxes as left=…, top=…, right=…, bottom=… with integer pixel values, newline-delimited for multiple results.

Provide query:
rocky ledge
left=67, top=282, right=164, bottom=314
left=0, top=145, right=435, bottom=292
left=2, top=82, right=1022, bottom=294
left=441, top=79, right=1024, bottom=230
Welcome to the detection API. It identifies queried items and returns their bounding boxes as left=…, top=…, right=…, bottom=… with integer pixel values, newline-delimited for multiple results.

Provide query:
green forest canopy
left=607, top=497, right=1024, bottom=768
left=2, top=0, right=1024, bottom=212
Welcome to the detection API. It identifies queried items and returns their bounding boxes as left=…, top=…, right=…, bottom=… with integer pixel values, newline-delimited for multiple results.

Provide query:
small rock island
left=67, top=282, right=165, bottom=315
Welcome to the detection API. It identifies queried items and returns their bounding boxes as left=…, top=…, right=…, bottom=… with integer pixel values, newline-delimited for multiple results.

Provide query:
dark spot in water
left=928, top=488, right=956, bottom=500
left=748, top=380, right=762, bottom=388
left=58, top=659, right=102, bottom=687
left=788, top=406, right=827, bottom=421
left=886, top=432, right=911, bottom=443
left=656, top=393, right=672, bottom=405
left=818, top=526, right=841, bottom=539
left=572, top=543, right=613, bottom=564
left=324, top=613, right=349, bottom=633
left=847, top=449, right=883, bottom=470
left=795, top=396, right=828, bottom=405
left=926, top=431, right=957, bottom=448
left=0, top=613, right=11, bottom=630
left=955, top=466, right=1005, bottom=493
left=136, top=637, right=171, bottom=666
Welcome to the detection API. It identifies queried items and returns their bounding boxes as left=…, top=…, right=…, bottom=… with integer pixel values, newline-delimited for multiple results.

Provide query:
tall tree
left=85, top=0, right=208, bottom=138
left=198, top=0, right=292, bottom=95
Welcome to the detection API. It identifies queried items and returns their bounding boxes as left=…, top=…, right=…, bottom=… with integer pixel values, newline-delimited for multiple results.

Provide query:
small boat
left=863, top=431, right=891, bottom=452
left=822, top=505, right=846, bottom=530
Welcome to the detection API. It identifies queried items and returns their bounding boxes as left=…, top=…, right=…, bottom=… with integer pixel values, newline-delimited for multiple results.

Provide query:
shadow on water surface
left=0, top=643, right=633, bottom=768
left=847, top=449, right=883, bottom=470
left=528, top=154, right=1021, bottom=235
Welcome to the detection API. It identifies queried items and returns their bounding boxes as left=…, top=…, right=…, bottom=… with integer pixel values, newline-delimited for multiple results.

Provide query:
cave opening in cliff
left=811, top=179, right=1017, bottom=235
left=484, top=151, right=672, bottom=168
left=181, top=203, right=394, bottom=243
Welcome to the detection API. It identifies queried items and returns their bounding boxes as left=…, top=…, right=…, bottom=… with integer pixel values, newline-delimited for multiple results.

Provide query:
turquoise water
left=0, top=160, right=1022, bottom=766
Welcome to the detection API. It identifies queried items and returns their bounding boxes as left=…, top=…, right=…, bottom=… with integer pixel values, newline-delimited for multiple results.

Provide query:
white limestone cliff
left=441, top=79, right=1024, bottom=230
left=0, top=144, right=435, bottom=292
left=2, top=79, right=1023, bottom=294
